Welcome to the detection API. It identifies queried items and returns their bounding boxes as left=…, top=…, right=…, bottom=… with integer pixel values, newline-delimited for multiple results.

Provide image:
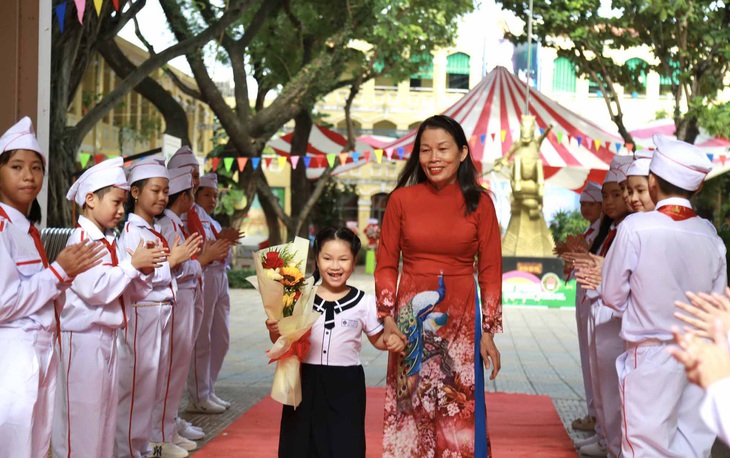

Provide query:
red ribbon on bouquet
left=269, top=329, right=312, bottom=364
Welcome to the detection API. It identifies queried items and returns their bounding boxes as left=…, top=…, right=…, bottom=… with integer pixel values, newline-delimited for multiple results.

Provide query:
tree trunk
left=343, top=79, right=362, bottom=151
left=289, top=109, right=313, bottom=238
left=258, top=186, right=282, bottom=245
left=675, top=115, right=700, bottom=144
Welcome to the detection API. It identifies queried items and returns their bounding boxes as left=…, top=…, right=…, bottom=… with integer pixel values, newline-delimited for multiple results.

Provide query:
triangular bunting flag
left=79, top=153, right=91, bottom=168
left=385, top=149, right=393, bottom=160
left=480, top=134, right=486, bottom=144
left=397, top=147, right=404, bottom=160
left=211, top=157, right=220, bottom=172
left=264, top=157, right=273, bottom=168
left=375, top=149, right=383, bottom=163
left=326, top=154, right=336, bottom=168
left=237, top=157, right=248, bottom=172
left=625, top=143, right=634, bottom=152
left=251, top=157, right=261, bottom=170
left=500, top=130, right=506, bottom=142
left=594, top=139, right=601, bottom=151
left=93, top=0, right=102, bottom=16
left=290, top=156, right=300, bottom=169
left=615, top=143, right=622, bottom=153
left=576, top=136, right=583, bottom=147
left=636, top=145, right=644, bottom=151
left=278, top=157, right=287, bottom=169
left=339, top=153, right=348, bottom=166
left=363, top=151, right=371, bottom=162
left=707, top=153, right=714, bottom=162
left=567, top=134, right=572, bottom=144
left=721, top=155, right=727, bottom=166
left=539, top=128, right=545, bottom=135
left=303, top=156, right=312, bottom=168
left=232, top=170, right=239, bottom=183
left=351, top=151, right=360, bottom=163
left=557, top=132, right=564, bottom=144
left=491, top=132, right=496, bottom=142
left=223, top=157, right=234, bottom=172
left=113, top=0, right=119, bottom=10
left=74, top=0, right=85, bottom=24
left=94, top=154, right=105, bottom=165
left=55, top=3, right=67, bottom=33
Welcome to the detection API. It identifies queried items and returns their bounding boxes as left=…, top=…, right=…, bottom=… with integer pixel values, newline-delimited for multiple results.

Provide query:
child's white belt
left=133, top=301, right=173, bottom=307
left=626, top=338, right=672, bottom=348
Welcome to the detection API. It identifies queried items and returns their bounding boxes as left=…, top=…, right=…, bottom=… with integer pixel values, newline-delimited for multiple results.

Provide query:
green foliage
left=696, top=102, right=730, bottom=140
left=227, top=268, right=257, bottom=289
left=311, top=180, right=357, bottom=230
left=549, top=210, right=589, bottom=244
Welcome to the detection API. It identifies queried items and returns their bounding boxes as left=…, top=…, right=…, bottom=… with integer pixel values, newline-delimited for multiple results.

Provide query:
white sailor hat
left=126, top=155, right=169, bottom=185
left=580, top=181, right=603, bottom=203
left=627, top=150, right=654, bottom=177
left=167, top=146, right=199, bottom=171
left=199, top=173, right=218, bottom=190
left=66, top=157, right=129, bottom=206
left=0, top=116, right=44, bottom=164
left=649, top=135, right=712, bottom=191
left=168, top=167, right=194, bottom=195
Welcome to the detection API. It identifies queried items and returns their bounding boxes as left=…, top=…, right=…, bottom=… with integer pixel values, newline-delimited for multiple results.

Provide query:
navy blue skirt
left=278, top=363, right=366, bottom=458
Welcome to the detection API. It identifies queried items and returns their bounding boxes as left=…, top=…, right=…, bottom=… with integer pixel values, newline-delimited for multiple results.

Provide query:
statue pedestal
left=501, top=205, right=555, bottom=257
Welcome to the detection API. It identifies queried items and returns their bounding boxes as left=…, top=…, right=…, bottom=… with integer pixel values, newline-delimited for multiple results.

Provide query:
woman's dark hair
left=312, top=226, right=361, bottom=284
left=0, top=150, right=45, bottom=224
left=394, top=115, right=486, bottom=215
left=167, top=188, right=193, bottom=208
left=124, top=179, right=149, bottom=217
left=589, top=214, right=615, bottom=255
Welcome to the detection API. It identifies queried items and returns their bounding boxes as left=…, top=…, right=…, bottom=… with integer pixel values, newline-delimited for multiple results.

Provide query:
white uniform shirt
left=585, top=221, right=620, bottom=308
left=701, top=375, right=730, bottom=446
left=0, top=203, right=71, bottom=331
left=158, top=209, right=202, bottom=290
left=60, top=216, right=152, bottom=331
left=118, top=213, right=177, bottom=304
left=303, top=287, right=383, bottom=367
left=602, top=198, right=727, bottom=342
left=209, top=217, right=233, bottom=269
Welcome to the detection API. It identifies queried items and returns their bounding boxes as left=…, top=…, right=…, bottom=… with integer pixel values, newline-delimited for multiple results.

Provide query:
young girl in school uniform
left=0, top=117, right=104, bottom=458
left=266, top=227, right=405, bottom=458
left=114, top=156, right=200, bottom=458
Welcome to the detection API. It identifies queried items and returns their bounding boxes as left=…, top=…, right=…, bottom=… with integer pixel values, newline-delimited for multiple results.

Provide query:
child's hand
left=56, top=240, right=105, bottom=278
left=168, top=233, right=203, bottom=268
left=384, top=333, right=406, bottom=355
left=265, top=319, right=279, bottom=334
left=128, top=239, right=167, bottom=274
left=198, top=239, right=232, bottom=267
left=217, top=227, right=245, bottom=244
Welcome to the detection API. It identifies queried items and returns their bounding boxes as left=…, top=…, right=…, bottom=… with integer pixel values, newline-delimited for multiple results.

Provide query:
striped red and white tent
left=268, top=125, right=373, bottom=179
left=384, top=66, right=626, bottom=191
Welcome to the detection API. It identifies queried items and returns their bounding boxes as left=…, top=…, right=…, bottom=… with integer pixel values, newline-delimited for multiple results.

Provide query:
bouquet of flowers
left=251, top=237, right=320, bottom=407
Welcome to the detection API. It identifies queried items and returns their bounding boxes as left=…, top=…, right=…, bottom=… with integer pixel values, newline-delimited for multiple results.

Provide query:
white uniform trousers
left=209, top=269, right=230, bottom=393
left=114, top=304, right=172, bottom=458
left=52, top=328, right=118, bottom=458
left=588, top=304, right=624, bottom=455
left=151, top=288, right=197, bottom=443
left=576, top=290, right=595, bottom=418
left=617, top=344, right=715, bottom=458
left=0, top=328, right=57, bottom=458
left=187, top=266, right=225, bottom=403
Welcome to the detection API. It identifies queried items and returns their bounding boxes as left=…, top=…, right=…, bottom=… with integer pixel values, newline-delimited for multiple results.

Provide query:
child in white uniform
left=0, top=117, right=104, bottom=458
left=52, top=157, right=165, bottom=458
left=114, top=156, right=200, bottom=458
left=151, top=167, right=228, bottom=456
left=266, top=227, right=405, bottom=457
left=603, top=135, right=726, bottom=457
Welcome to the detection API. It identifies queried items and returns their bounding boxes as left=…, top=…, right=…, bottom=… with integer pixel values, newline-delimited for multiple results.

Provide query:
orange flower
left=279, top=266, right=304, bottom=287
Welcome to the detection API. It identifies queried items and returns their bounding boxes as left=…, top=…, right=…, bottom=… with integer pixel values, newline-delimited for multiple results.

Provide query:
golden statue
left=493, top=115, right=556, bottom=257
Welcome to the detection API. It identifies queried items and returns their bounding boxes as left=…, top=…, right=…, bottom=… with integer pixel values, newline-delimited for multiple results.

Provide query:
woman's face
left=0, top=149, right=44, bottom=214
left=418, top=127, right=468, bottom=190
left=627, top=175, right=655, bottom=212
left=602, top=181, right=628, bottom=220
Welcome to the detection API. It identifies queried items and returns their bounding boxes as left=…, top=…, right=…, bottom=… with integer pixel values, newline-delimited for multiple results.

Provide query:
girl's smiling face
left=627, top=175, right=655, bottom=212
left=0, top=149, right=44, bottom=214
left=316, top=239, right=356, bottom=291
left=132, top=177, right=169, bottom=220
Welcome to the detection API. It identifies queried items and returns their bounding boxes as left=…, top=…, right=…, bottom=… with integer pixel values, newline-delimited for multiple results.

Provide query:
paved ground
left=184, top=266, right=729, bottom=457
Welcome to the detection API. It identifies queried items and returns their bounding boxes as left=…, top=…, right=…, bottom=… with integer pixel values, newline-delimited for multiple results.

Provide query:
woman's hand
left=265, top=319, right=280, bottom=343
left=480, top=332, right=501, bottom=380
left=382, top=316, right=407, bottom=352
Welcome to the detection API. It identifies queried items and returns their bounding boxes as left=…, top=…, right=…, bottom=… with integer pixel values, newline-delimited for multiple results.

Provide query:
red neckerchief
left=186, top=207, right=206, bottom=239
left=1, top=206, right=62, bottom=345
left=599, top=228, right=617, bottom=257
left=657, top=205, right=697, bottom=222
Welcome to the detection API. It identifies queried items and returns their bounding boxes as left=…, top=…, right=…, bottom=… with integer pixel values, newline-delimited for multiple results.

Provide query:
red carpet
left=194, top=388, right=576, bottom=457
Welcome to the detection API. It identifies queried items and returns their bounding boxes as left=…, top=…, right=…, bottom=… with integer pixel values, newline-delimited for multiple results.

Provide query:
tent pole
left=525, top=0, right=534, bottom=113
